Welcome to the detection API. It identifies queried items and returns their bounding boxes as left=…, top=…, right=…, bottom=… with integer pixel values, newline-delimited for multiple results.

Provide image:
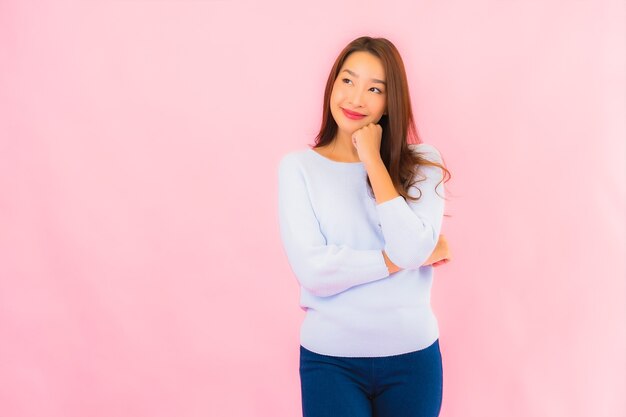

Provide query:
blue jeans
left=299, top=339, right=443, bottom=417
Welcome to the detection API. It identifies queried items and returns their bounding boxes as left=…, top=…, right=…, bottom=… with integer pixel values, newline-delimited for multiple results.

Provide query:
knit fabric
left=278, top=143, right=445, bottom=357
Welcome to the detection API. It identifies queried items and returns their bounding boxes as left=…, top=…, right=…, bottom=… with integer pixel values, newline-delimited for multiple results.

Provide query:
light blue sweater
left=278, top=143, right=446, bottom=357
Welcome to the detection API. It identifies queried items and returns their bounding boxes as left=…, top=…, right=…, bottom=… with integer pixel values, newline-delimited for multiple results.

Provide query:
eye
left=370, top=87, right=383, bottom=94
left=341, top=78, right=353, bottom=85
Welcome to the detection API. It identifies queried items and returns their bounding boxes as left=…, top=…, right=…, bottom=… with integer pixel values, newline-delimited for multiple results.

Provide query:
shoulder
left=407, top=143, right=443, bottom=164
left=278, top=148, right=311, bottom=176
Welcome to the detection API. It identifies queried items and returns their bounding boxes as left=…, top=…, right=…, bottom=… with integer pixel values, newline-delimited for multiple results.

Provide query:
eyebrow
left=342, top=69, right=386, bottom=86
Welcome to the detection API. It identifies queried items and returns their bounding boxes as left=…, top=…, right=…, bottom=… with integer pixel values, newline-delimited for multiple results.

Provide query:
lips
left=341, top=108, right=366, bottom=120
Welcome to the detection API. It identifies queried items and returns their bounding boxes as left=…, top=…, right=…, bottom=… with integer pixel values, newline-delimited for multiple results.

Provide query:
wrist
left=362, top=153, right=383, bottom=168
left=382, top=250, right=401, bottom=273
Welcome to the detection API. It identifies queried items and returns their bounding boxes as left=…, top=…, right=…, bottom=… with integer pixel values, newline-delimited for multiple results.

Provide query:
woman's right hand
left=382, top=250, right=402, bottom=274
left=383, top=234, right=452, bottom=274
left=423, top=234, right=452, bottom=267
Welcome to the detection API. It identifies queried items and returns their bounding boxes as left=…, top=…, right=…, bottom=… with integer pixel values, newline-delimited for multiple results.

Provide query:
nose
left=349, top=88, right=364, bottom=107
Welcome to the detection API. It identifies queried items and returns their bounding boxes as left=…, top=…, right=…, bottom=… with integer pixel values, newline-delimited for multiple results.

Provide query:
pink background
left=1, top=1, right=624, bottom=416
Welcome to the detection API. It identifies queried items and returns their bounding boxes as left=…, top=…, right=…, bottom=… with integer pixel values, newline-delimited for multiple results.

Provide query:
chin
left=337, top=121, right=366, bottom=134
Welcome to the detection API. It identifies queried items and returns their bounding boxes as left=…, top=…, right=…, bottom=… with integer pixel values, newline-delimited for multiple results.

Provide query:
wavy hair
left=313, top=36, right=451, bottom=202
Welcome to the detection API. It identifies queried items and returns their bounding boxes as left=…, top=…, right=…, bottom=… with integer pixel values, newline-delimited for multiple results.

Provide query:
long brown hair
left=313, top=36, right=451, bottom=202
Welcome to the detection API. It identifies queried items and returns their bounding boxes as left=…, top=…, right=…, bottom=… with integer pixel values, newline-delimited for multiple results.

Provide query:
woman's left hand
left=352, top=123, right=383, bottom=164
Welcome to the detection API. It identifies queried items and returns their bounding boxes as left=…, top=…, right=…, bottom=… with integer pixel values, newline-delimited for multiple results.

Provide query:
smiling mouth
left=341, top=108, right=366, bottom=119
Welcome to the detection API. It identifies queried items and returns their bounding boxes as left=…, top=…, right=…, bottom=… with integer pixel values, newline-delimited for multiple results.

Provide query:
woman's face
left=330, top=51, right=387, bottom=137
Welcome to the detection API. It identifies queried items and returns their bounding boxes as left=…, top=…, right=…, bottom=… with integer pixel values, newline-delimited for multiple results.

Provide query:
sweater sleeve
left=375, top=144, right=446, bottom=270
left=278, top=153, right=391, bottom=297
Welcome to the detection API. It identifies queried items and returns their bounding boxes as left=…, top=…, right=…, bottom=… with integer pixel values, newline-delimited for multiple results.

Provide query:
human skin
left=423, top=234, right=451, bottom=267
left=321, top=50, right=451, bottom=274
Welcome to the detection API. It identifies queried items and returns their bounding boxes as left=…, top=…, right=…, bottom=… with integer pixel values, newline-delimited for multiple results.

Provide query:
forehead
left=340, top=51, right=385, bottom=78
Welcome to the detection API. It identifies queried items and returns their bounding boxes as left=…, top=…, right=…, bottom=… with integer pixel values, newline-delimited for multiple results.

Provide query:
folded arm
left=367, top=144, right=446, bottom=270
left=278, top=154, right=391, bottom=297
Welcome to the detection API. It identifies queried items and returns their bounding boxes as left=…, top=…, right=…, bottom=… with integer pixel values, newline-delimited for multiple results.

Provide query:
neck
left=327, top=129, right=359, bottom=161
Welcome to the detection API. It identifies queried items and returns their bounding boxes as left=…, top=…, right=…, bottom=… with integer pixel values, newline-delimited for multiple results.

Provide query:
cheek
left=330, top=91, right=340, bottom=105
left=374, top=98, right=386, bottom=114
left=331, top=83, right=347, bottom=102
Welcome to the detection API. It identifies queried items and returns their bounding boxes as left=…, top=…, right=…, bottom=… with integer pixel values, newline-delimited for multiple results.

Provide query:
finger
left=433, top=259, right=450, bottom=267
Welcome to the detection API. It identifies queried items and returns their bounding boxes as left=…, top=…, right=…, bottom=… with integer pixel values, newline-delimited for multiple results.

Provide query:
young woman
left=278, top=36, right=452, bottom=417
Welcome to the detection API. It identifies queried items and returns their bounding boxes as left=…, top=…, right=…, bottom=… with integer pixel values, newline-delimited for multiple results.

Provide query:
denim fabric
left=299, top=339, right=443, bottom=417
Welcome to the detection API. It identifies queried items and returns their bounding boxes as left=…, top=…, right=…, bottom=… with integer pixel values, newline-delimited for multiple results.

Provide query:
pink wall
left=1, top=1, right=624, bottom=416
